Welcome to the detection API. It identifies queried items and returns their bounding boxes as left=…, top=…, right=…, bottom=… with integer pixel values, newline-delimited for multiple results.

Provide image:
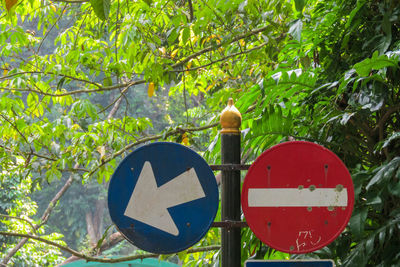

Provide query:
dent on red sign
left=242, top=141, right=354, bottom=254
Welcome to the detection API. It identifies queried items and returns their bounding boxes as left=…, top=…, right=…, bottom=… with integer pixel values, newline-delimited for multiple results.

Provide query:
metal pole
left=220, top=98, right=241, bottom=267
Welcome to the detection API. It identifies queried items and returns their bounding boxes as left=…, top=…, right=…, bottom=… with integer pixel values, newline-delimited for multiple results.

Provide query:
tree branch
left=61, top=232, right=125, bottom=265
left=0, top=230, right=220, bottom=264
left=37, top=4, right=67, bottom=54
left=1, top=164, right=78, bottom=265
left=38, top=164, right=77, bottom=228
left=171, top=25, right=271, bottom=69
left=0, top=114, right=30, bottom=145
left=0, top=214, right=36, bottom=234
left=0, top=144, right=58, bottom=163
left=0, top=71, right=103, bottom=89
left=86, top=122, right=219, bottom=178
left=0, top=79, right=145, bottom=97
left=187, top=0, right=194, bottom=21
left=2, top=24, right=276, bottom=98
left=53, top=0, right=89, bottom=3
left=172, top=42, right=268, bottom=73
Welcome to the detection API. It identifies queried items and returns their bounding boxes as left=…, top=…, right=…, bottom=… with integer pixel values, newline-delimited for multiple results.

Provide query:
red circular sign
left=242, top=141, right=354, bottom=254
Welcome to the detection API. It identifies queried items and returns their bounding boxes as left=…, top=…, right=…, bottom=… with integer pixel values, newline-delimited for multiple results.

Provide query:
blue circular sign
left=108, top=142, right=219, bottom=254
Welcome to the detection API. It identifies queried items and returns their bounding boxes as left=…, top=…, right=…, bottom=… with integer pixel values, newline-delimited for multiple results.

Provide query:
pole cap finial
left=220, top=98, right=242, bottom=134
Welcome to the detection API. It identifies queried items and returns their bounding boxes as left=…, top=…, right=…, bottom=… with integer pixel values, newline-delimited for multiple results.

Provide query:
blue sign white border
left=107, top=142, right=219, bottom=254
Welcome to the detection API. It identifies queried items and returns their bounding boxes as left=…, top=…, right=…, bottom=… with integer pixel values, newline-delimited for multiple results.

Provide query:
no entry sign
left=242, top=141, right=354, bottom=254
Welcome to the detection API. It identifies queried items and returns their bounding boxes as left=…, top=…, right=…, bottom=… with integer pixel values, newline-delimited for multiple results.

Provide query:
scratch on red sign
left=295, top=230, right=322, bottom=252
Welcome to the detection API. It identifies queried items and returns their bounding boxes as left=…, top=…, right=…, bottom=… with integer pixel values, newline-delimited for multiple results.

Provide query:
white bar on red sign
left=248, top=188, right=348, bottom=207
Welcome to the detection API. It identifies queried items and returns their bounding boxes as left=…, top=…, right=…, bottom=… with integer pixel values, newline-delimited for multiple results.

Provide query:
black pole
left=220, top=98, right=241, bottom=267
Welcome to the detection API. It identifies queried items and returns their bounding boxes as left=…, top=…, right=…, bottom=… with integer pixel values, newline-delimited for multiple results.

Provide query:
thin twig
left=37, top=4, right=67, bottom=54
left=172, top=42, right=268, bottom=73
left=0, top=71, right=102, bottom=88
left=183, top=71, right=189, bottom=124
left=0, top=214, right=36, bottom=234
left=0, top=231, right=220, bottom=264
left=187, top=0, right=194, bottom=21
left=0, top=80, right=145, bottom=97
left=1, top=164, right=78, bottom=265
left=171, top=25, right=271, bottom=69
left=86, top=122, right=219, bottom=178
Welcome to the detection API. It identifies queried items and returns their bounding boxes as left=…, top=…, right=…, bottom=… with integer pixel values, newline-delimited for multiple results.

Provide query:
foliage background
left=0, top=0, right=399, bottom=266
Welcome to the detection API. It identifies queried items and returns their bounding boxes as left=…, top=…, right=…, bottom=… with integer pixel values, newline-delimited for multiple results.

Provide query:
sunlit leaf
left=148, top=82, right=155, bottom=97
left=181, top=133, right=189, bottom=146
left=288, top=19, right=302, bottom=42
left=382, top=132, right=400, bottom=149
left=354, top=51, right=397, bottom=77
left=367, top=157, right=400, bottom=189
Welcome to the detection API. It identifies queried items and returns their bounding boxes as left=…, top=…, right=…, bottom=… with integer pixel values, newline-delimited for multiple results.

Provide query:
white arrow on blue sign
left=107, top=142, right=219, bottom=254
left=245, top=260, right=335, bottom=267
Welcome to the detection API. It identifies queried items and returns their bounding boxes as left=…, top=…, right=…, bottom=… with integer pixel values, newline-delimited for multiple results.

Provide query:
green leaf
left=90, top=0, right=110, bottom=20
left=376, top=35, right=392, bottom=55
left=382, top=132, right=400, bottom=149
left=388, top=181, right=400, bottom=197
left=294, top=0, right=306, bottom=13
left=180, top=27, right=190, bottom=45
left=167, top=27, right=180, bottom=44
left=288, top=19, right=302, bottom=42
left=46, top=166, right=62, bottom=184
left=378, top=230, right=386, bottom=248
left=354, top=51, right=397, bottom=76
left=177, top=250, right=188, bottom=262
left=367, top=157, right=400, bottom=189
left=57, top=77, right=66, bottom=90
left=365, top=237, right=374, bottom=255
left=343, top=245, right=367, bottom=267
left=381, top=12, right=391, bottom=37
left=103, top=75, right=112, bottom=87
left=366, top=195, right=382, bottom=206
left=96, top=225, right=113, bottom=250
left=345, top=0, right=366, bottom=29
left=349, top=207, right=368, bottom=238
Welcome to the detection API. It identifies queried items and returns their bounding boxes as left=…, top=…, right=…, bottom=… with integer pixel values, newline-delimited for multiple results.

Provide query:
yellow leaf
left=205, top=84, right=213, bottom=91
left=190, top=35, right=199, bottom=44
left=3, top=69, right=8, bottom=76
left=148, top=82, right=155, bottom=97
left=185, top=61, right=192, bottom=75
left=50, top=4, right=57, bottom=13
left=182, top=133, right=189, bottom=146
left=71, top=124, right=80, bottom=130
left=208, top=34, right=216, bottom=41
left=223, top=77, right=229, bottom=83
left=249, top=67, right=254, bottom=76
left=5, top=0, right=18, bottom=11
left=171, top=49, right=179, bottom=59
left=239, top=39, right=246, bottom=47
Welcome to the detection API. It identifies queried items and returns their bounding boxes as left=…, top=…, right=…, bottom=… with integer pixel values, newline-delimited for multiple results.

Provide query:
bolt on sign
left=241, top=141, right=354, bottom=254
